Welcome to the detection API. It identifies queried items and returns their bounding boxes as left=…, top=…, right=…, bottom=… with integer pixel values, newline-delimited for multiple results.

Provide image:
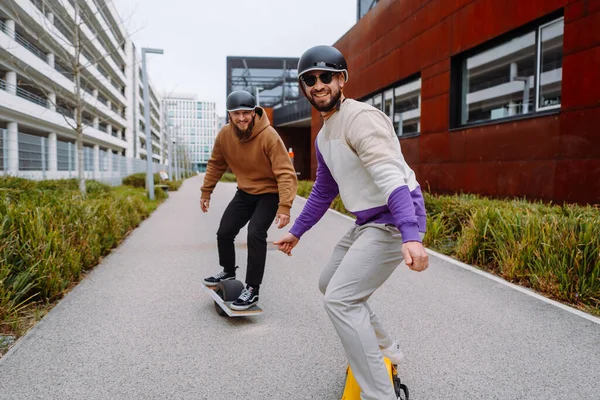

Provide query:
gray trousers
left=319, top=223, right=404, bottom=400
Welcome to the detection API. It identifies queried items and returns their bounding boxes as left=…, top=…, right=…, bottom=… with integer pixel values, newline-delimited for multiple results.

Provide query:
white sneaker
left=381, top=340, right=404, bottom=365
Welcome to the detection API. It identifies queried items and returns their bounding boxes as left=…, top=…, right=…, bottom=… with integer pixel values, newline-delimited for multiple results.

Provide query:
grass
left=220, top=172, right=237, bottom=182
left=295, top=180, right=600, bottom=316
left=0, top=177, right=167, bottom=356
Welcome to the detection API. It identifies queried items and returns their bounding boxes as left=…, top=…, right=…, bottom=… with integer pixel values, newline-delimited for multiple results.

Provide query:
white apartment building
left=162, top=94, right=217, bottom=173
left=0, top=0, right=166, bottom=184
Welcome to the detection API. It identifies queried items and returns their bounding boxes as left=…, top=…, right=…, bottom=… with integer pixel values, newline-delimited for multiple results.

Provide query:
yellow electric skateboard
left=341, top=357, right=409, bottom=399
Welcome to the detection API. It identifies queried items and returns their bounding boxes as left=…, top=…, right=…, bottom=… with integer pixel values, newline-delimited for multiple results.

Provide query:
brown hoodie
left=200, top=107, right=298, bottom=215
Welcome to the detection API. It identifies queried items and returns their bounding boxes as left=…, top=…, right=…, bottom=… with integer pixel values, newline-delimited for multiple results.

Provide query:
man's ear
left=339, top=74, right=345, bottom=89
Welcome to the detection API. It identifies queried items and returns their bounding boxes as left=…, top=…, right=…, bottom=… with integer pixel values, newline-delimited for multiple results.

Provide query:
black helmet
left=226, top=90, right=256, bottom=112
left=297, top=45, right=349, bottom=82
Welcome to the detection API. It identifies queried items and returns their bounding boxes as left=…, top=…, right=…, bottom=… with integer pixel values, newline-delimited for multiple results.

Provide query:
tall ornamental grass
left=0, top=177, right=163, bottom=328
left=295, top=180, right=600, bottom=313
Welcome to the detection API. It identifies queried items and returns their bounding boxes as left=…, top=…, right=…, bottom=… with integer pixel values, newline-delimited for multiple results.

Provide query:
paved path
left=1, top=175, right=599, bottom=399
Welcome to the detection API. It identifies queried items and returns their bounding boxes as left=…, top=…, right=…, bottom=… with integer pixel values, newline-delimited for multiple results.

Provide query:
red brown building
left=232, top=0, right=599, bottom=205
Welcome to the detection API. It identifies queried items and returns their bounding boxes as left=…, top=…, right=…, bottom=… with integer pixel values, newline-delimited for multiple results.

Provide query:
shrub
left=295, top=181, right=600, bottom=313
left=220, top=173, right=237, bottom=182
left=154, top=186, right=168, bottom=201
left=0, top=178, right=163, bottom=334
left=167, top=180, right=182, bottom=191
left=122, top=172, right=160, bottom=188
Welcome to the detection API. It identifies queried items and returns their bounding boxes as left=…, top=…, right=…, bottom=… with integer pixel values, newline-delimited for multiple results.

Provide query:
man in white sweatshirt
left=275, top=45, right=429, bottom=400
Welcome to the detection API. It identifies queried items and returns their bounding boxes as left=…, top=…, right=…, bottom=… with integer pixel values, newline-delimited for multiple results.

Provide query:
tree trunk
left=74, top=2, right=86, bottom=197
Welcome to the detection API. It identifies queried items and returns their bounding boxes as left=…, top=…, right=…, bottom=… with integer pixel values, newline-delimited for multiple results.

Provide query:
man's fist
left=275, top=214, right=290, bottom=229
left=200, top=198, right=210, bottom=213
left=402, top=241, right=429, bottom=272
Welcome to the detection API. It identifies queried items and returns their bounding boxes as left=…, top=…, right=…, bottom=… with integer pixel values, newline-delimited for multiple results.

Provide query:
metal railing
left=0, top=78, right=49, bottom=108
left=273, top=97, right=311, bottom=126
left=0, top=132, right=167, bottom=183
left=57, top=105, right=74, bottom=119
left=19, top=131, right=48, bottom=171
left=55, top=62, right=74, bottom=81
left=0, top=19, right=47, bottom=61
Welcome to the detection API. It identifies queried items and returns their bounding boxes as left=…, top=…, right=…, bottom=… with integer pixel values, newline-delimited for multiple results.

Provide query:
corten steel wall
left=308, top=0, right=600, bottom=205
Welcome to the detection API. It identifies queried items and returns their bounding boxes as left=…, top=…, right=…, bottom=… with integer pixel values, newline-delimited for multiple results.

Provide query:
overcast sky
left=111, top=0, right=357, bottom=116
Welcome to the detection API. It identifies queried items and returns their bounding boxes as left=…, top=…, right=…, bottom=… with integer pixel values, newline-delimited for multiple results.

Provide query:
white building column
left=93, top=116, right=99, bottom=129
left=116, top=129, right=122, bottom=140
left=509, top=62, right=518, bottom=116
left=4, top=20, right=15, bottom=39
left=107, top=124, right=112, bottom=137
left=48, top=133, right=57, bottom=174
left=47, top=91, right=56, bottom=111
left=107, top=148, right=113, bottom=175
left=5, top=71, right=17, bottom=95
left=92, top=89, right=98, bottom=99
left=46, top=12, right=54, bottom=24
left=93, top=144, right=100, bottom=177
left=7, top=122, right=19, bottom=175
left=46, top=53, right=55, bottom=68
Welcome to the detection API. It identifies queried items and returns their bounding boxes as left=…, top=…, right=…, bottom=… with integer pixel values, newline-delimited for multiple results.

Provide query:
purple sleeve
left=388, top=186, right=421, bottom=243
left=289, top=144, right=339, bottom=239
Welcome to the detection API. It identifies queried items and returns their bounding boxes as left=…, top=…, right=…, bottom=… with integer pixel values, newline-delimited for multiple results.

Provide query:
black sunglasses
left=301, top=71, right=338, bottom=87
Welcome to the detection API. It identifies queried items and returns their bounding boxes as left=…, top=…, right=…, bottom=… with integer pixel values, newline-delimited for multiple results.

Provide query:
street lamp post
left=142, top=47, right=164, bottom=200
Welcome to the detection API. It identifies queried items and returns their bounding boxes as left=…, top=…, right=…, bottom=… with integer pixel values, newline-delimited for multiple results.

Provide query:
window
left=360, top=76, right=421, bottom=137
left=538, top=18, right=563, bottom=110
left=453, top=16, right=563, bottom=127
left=357, top=0, right=379, bottom=21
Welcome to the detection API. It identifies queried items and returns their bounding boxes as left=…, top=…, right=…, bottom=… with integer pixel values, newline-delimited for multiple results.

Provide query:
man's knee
left=217, top=225, right=235, bottom=240
left=247, top=225, right=268, bottom=242
left=323, top=289, right=346, bottom=313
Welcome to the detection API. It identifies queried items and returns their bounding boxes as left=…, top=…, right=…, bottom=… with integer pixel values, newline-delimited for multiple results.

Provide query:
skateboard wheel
left=214, top=279, right=244, bottom=317
left=393, top=375, right=409, bottom=400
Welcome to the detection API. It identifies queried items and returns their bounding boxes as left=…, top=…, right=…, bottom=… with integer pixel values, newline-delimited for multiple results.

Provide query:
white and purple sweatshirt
left=289, top=99, right=426, bottom=243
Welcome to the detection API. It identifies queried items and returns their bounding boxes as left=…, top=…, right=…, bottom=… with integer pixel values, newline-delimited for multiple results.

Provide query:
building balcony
left=273, top=97, right=311, bottom=127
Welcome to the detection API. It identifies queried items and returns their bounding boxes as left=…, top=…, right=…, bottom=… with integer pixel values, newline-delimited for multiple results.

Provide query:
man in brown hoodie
left=200, top=90, right=297, bottom=310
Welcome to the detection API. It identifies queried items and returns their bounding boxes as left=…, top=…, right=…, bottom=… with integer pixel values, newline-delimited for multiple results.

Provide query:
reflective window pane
left=538, top=18, right=563, bottom=109
left=384, top=89, right=394, bottom=121
left=372, top=94, right=382, bottom=111
left=394, top=79, right=421, bottom=137
left=461, top=31, right=536, bottom=124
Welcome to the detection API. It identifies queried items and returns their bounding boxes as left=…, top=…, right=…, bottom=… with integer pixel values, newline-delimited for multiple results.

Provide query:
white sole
left=229, top=302, right=258, bottom=311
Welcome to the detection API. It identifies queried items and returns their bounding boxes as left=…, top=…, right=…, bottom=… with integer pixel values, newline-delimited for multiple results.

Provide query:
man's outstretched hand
left=275, top=214, right=290, bottom=229
left=274, top=233, right=299, bottom=256
left=402, top=241, right=429, bottom=272
left=200, top=198, right=210, bottom=213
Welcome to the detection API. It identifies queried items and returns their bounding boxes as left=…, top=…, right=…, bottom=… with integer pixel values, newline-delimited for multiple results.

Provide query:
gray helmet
left=226, top=90, right=256, bottom=112
left=297, top=45, right=349, bottom=82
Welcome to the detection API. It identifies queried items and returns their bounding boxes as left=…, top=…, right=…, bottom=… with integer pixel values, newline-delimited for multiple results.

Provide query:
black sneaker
left=203, top=270, right=235, bottom=286
left=230, top=286, right=259, bottom=310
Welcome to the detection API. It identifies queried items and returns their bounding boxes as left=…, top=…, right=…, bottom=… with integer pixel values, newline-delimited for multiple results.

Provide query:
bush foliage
left=0, top=177, right=165, bottom=332
left=296, top=180, right=600, bottom=313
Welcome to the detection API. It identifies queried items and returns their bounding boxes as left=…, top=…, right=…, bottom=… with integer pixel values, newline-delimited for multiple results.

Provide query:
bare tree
left=1, top=0, right=138, bottom=197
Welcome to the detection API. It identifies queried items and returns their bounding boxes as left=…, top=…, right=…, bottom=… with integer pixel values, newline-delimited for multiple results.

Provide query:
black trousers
left=217, top=189, right=279, bottom=287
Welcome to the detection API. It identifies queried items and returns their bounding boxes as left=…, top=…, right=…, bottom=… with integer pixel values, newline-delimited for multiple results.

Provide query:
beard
left=232, top=118, right=255, bottom=140
left=307, top=86, right=342, bottom=112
